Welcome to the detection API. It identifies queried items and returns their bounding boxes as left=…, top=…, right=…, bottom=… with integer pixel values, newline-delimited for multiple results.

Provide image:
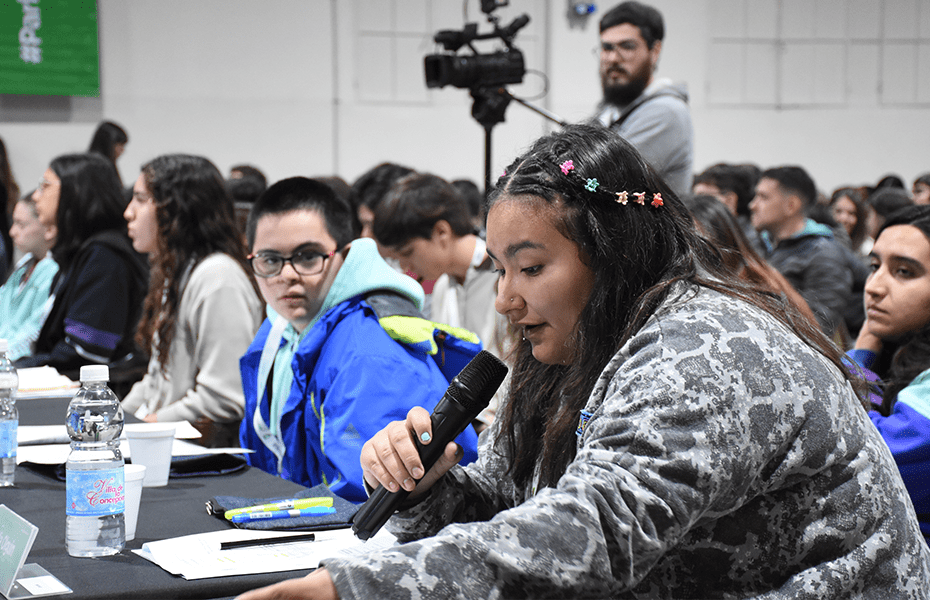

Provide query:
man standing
left=750, top=166, right=854, bottom=338
left=593, top=1, right=693, bottom=198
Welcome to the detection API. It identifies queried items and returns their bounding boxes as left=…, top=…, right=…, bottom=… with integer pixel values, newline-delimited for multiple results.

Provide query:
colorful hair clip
left=552, top=157, right=663, bottom=210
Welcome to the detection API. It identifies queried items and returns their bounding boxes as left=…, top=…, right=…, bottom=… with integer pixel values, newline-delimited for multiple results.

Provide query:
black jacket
left=763, top=220, right=854, bottom=337
left=16, top=230, right=148, bottom=376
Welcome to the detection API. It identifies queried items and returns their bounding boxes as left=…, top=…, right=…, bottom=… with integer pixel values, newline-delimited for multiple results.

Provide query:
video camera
left=424, top=0, right=529, bottom=90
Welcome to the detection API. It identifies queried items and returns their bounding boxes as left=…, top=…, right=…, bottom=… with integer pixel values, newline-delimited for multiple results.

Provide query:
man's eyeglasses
left=248, top=249, right=336, bottom=278
left=598, top=40, right=641, bottom=57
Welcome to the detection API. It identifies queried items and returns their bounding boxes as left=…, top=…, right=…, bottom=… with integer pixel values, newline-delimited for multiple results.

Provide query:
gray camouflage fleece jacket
left=323, top=285, right=930, bottom=599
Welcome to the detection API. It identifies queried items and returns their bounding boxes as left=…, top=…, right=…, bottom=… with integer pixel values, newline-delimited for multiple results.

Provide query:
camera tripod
left=469, top=85, right=567, bottom=194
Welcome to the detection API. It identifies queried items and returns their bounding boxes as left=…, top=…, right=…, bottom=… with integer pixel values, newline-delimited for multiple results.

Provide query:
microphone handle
left=351, top=397, right=473, bottom=540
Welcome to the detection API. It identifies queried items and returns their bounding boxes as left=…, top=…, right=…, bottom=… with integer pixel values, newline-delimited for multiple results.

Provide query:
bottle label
left=0, top=420, right=16, bottom=458
left=66, top=467, right=125, bottom=516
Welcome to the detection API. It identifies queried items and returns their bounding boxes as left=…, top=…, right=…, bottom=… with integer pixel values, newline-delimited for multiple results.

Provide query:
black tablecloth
left=1, top=395, right=314, bottom=600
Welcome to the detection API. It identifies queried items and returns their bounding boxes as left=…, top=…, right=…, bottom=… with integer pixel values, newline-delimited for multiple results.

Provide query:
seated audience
left=830, top=187, right=873, bottom=258
left=229, top=164, right=267, bottom=188
left=315, top=176, right=352, bottom=205
left=0, top=137, right=21, bottom=281
left=348, top=162, right=415, bottom=239
left=913, top=172, right=930, bottom=205
left=227, top=164, right=268, bottom=239
left=87, top=120, right=129, bottom=187
left=808, top=195, right=870, bottom=342
left=692, top=162, right=759, bottom=249
left=121, top=155, right=263, bottom=447
left=750, top=165, right=855, bottom=338
left=848, top=204, right=930, bottom=543
left=239, top=177, right=479, bottom=502
left=684, top=193, right=817, bottom=327
left=875, top=173, right=906, bottom=191
left=15, top=153, right=148, bottom=376
left=451, top=178, right=486, bottom=233
left=242, top=124, right=928, bottom=600
left=226, top=172, right=267, bottom=205
left=373, top=173, right=511, bottom=428
left=867, top=187, right=913, bottom=240
left=0, top=196, right=58, bottom=360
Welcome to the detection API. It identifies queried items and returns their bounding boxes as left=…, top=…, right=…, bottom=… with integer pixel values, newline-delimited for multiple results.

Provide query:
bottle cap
left=0, top=339, right=7, bottom=353
left=79, top=365, right=109, bottom=382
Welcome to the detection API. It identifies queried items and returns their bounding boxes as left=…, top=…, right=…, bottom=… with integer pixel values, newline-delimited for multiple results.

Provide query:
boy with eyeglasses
left=239, top=177, right=479, bottom=502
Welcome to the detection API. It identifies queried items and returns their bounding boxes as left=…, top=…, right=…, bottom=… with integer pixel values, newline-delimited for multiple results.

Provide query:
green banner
left=0, top=0, right=100, bottom=96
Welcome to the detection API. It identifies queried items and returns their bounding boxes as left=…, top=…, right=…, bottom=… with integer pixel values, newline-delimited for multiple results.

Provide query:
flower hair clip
left=551, top=157, right=664, bottom=209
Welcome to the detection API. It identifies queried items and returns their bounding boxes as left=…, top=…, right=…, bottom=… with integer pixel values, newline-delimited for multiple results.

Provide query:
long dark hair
left=49, top=153, right=127, bottom=272
left=830, top=187, right=871, bottom=250
left=0, top=137, right=20, bottom=270
left=0, top=136, right=20, bottom=215
left=136, top=154, right=256, bottom=366
left=684, top=193, right=819, bottom=327
left=873, top=204, right=930, bottom=413
left=88, top=121, right=128, bottom=183
left=488, top=124, right=854, bottom=490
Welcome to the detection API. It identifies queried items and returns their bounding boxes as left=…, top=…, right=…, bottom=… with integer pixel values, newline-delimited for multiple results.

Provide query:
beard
left=601, top=65, right=650, bottom=106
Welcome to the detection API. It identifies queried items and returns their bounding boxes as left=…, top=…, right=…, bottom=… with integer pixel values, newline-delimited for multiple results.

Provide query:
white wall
left=1, top=0, right=928, bottom=198
left=546, top=0, right=930, bottom=193
left=2, top=0, right=336, bottom=189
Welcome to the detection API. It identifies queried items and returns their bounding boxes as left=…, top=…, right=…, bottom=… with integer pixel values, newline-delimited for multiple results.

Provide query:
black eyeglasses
left=598, top=40, right=641, bottom=57
left=247, top=249, right=336, bottom=278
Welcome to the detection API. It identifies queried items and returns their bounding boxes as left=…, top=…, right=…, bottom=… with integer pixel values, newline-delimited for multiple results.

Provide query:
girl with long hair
left=848, top=203, right=930, bottom=543
left=121, top=154, right=262, bottom=446
left=0, top=136, right=21, bottom=280
left=830, top=187, right=873, bottom=257
left=15, top=153, right=147, bottom=374
left=241, top=125, right=928, bottom=600
left=684, top=193, right=818, bottom=328
left=87, top=120, right=129, bottom=185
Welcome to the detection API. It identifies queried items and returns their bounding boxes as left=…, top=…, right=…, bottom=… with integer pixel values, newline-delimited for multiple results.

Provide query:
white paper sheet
left=18, top=421, right=202, bottom=447
left=16, top=437, right=252, bottom=465
left=132, top=527, right=396, bottom=580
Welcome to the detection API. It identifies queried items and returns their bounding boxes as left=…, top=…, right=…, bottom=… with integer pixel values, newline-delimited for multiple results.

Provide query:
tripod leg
left=484, top=125, right=493, bottom=196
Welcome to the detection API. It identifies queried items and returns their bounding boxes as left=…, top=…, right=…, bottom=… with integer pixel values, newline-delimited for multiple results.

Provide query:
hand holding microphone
left=352, top=350, right=508, bottom=540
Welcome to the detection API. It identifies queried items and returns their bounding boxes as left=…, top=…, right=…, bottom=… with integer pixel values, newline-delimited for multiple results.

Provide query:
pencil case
left=206, top=483, right=359, bottom=531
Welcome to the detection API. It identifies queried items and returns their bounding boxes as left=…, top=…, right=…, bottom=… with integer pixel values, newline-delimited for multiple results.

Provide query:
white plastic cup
left=125, top=423, right=177, bottom=487
left=123, top=463, right=146, bottom=541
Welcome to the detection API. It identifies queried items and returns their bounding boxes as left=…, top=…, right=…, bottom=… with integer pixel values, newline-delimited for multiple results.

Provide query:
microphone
left=351, top=350, right=508, bottom=540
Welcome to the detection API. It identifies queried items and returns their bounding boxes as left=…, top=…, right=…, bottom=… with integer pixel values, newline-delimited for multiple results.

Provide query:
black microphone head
left=447, top=350, right=508, bottom=412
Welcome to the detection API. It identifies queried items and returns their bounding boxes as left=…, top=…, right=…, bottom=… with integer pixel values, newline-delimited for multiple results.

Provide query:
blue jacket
left=848, top=349, right=930, bottom=543
left=240, top=239, right=480, bottom=503
left=0, top=254, right=58, bottom=361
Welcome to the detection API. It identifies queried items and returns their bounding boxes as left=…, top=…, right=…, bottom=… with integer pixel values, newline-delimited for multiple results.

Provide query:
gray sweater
left=325, top=285, right=930, bottom=599
left=122, top=253, right=262, bottom=423
left=595, top=78, right=694, bottom=200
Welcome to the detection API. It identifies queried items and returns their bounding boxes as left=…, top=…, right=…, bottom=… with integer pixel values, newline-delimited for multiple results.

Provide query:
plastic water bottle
left=65, top=365, right=125, bottom=557
left=0, top=339, right=18, bottom=487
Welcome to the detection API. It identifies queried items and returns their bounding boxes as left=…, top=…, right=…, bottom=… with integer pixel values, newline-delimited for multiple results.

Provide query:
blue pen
left=229, top=506, right=337, bottom=524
